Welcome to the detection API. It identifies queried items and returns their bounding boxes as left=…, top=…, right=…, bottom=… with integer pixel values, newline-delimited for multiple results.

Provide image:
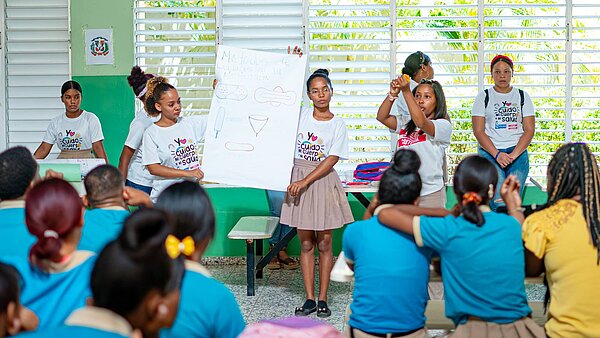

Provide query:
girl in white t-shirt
left=280, top=69, right=354, bottom=318
left=117, top=66, right=159, bottom=195
left=472, top=55, right=535, bottom=211
left=378, top=76, right=452, bottom=208
left=34, top=81, right=107, bottom=161
left=141, top=77, right=207, bottom=201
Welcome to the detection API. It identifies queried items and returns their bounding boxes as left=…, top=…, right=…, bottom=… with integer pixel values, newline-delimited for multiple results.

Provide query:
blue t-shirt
left=0, top=205, right=36, bottom=258
left=80, top=208, right=130, bottom=252
left=161, top=261, right=245, bottom=338
left=417, top=212, right=531, bottom=325
left=343, top=216, right=433, bottom=333
left=16, top=326, right=127, bottom=338
left=1, top=251, right=96, bottom=329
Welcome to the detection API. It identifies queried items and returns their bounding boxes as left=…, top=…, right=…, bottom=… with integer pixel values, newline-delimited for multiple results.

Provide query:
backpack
left=484, top=88, right=525, bottom=111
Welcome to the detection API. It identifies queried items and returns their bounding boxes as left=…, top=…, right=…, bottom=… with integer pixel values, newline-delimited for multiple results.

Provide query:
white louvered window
left=134, top=0, right=217, bottom=116
left=132, top=1, right=600, bottom=177
left=2, top=0, right=70, bottom=154
left=307, top=2, right=391, bottom=171
left=571, top=2, right=600, bottom=153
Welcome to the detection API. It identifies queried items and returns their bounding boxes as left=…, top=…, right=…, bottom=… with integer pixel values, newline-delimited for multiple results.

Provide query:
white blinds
left=134, top=0, right=217, bottom=115
left=3, top=0, right=70, bottom=154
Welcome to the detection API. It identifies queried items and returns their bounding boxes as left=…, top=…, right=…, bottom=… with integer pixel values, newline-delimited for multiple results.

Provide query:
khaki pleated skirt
left=438, top=317, right=546, bottom=338
left=280, top=158, right=354, bottom=231
left=58, top=149, right=95, bottom=159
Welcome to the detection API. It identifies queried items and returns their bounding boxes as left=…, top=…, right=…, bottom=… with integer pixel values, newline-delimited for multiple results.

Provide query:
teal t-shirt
left=1, top=252, right=96, bottom=329
left=16, top=326, right=127, bottom=338
left=80, top=208, right=129, bottom=253
left=0, top=206, right=36, bottom=258
left=418, top=213, right=531, bottom=325
left=161, top=262, right=245, bottom=338
left=343, top=216, right=433, bottom=333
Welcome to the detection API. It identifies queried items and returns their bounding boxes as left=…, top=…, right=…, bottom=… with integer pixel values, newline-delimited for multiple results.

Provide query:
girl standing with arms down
left=118, top=66, right=159, bottom=194
left=281, top=69, right=354, bottom=318
left=141, top=77, right=207, bottom=201
left=34, top=81, right=107, bottom=161
left=522, top=143, right=600, bottom=338
left=472, top=55, right=535, bottom=211
left=376, top=76, right=451, bottom=208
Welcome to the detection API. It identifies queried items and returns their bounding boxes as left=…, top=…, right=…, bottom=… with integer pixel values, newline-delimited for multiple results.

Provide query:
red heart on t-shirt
left=311, top=135, right=318, bottom=141
left=181, top=139, right=187, bottom=144
left=70, top=131, right=75, bottom=136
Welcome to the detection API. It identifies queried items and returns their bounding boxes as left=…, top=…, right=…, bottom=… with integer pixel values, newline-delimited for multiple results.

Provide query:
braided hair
left=546, top=142, right=600, bottom=263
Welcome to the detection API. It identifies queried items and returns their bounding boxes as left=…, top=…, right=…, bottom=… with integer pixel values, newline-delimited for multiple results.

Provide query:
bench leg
left=246, top=239, right=255, bottom=296
left=256, top=228, right=297, bottom=272
left=256, top=239, right=264, bottom=279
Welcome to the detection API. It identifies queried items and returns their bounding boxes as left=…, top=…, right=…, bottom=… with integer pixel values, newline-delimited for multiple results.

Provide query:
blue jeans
left=125, top=179, right=153, bottom=195
left=478, top=146, right=529, bottom=211
left=267, top=190, right=292, bottom=246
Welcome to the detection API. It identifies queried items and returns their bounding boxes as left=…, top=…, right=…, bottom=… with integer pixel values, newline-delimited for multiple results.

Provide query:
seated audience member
left=157, top=181, right=245, bottom=338
left=79, top=165, right=130, bottom=252
left=17, top=209, right=184, bottom=338
left=238, top=317, right=344, bottom=338
left=377, top=156, right=545, bottom=338
left=0, top=262, right=38, bottom=337
left=1, top=179, right=95, bottom=330
left=343, top=149, right=447, bottom=338
left=0, top=147, right=38, bottom=258
left=522, top=142, right=600, bottom=338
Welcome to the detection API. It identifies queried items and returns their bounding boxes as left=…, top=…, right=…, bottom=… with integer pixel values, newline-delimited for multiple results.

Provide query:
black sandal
left=294, top=299, right=317, bottom=316
left=317, top=300, right=331, bottom=318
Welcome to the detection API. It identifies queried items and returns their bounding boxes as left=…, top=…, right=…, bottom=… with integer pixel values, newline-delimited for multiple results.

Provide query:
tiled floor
left=206, top=263, right=547, bottom=337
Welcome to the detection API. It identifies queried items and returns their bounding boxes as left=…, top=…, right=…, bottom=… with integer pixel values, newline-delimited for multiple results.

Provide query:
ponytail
left=25, top=179, right=83, bottom=270
left=144, top=76, right=175, bottom=117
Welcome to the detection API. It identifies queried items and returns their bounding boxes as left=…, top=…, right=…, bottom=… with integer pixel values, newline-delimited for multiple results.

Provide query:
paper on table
left=38, top=163, right=82, bottom=182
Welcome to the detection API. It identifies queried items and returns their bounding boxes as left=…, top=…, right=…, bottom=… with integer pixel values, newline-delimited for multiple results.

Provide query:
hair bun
left=313, top=69, right=329, bottom=77
left=391, top=149, right=421, bottom=174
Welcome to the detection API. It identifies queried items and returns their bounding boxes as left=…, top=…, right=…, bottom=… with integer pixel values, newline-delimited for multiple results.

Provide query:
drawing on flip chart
left=215, top=83, right=248, bottom=101
left=248, top=114, right=269, bottom=137
left=254, top=86, right=296, bottom=106
left=214, top=107, right=226, bottom=139
left=225, top=142, right=255, bottom=152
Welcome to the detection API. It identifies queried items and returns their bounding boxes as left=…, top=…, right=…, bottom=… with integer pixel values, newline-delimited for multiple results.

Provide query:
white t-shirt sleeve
left=522, top=90, right=535, bottom=118
left=394, top=114, right=412, bottom=133
left=42, top=118, right=58, bottom=144
left=328, top=119, right=349, bottom=160
left=124, top=120, right=146, bottom=149
left=88, top=113, right=104, bottom=143
left=431, top=119, right=452, bottom=144
left=471, top=91, right=486, bottom=117
left=142, top=129, right=161, bottom=166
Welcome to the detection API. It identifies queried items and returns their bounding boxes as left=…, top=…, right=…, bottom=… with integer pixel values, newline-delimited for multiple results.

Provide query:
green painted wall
left=71, top=0, right=135, bottom=164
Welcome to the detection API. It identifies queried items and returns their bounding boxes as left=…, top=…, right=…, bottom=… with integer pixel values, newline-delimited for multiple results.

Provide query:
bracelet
left=494, top=151, right=501, bottom=160
left=387, top=92, right=398, bottom=102
left=508, top=207, right=524, bottom=214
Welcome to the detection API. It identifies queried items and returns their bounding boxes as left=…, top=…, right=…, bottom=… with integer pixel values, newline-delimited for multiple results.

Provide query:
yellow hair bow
left=165, top=235, right=195, bottom=259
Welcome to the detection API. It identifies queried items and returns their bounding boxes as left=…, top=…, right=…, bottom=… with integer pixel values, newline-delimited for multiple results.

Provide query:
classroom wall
left=70, top=0, right=135, bottom=165
left=68, top=2, right=548, bottom=257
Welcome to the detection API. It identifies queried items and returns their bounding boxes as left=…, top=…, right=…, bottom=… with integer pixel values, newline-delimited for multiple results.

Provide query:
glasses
left=309, top=87, right=330, bottom=95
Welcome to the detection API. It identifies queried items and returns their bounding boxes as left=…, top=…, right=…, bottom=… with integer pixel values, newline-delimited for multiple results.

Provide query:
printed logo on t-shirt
left=58, top=129, right=83, bottom=150
left=169, top=137, right=199, bottom=170
left=494, top=101, right=520, bottom=130
left=297, top=131, right=326, bottom=162
left=397, top=129, right=427, bottom=147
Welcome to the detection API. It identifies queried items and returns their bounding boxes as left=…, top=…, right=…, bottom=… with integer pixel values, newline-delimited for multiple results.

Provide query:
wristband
left=508, top=207, right=524, bottom=214
left=494, top=151, right=501, bottom=160
left=387, top=92, right=398, bottom=102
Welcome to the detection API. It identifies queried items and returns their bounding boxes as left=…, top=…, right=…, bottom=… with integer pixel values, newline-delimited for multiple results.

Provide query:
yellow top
left=522, top=199, right=600, bottom=338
